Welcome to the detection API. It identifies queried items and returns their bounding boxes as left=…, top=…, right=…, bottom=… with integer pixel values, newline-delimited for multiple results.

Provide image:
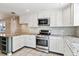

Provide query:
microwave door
left=38, top=19, right=49, bottom=26
left=38, top=20, right=44, bottom=24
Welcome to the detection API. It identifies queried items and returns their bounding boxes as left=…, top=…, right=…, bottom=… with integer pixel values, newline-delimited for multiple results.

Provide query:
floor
left=0, top=48, right=62, bottom=56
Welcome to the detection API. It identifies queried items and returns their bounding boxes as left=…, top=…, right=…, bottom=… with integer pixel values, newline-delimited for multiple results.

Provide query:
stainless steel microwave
left=38, top=18, right=50, bottom=26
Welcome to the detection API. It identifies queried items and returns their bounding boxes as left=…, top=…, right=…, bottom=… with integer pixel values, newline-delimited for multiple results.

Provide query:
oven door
left=36, top=39, right=48, bottom=47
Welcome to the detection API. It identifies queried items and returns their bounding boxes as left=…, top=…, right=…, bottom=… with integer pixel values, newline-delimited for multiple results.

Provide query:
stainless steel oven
left=36, top=35, right=48, bottom=47
left=36, top=39, right=48, bottom=47
left=36, top=30, right=50, bottom=53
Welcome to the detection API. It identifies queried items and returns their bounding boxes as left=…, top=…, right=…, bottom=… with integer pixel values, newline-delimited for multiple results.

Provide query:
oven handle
left=36, top=37, right=49, bottom=40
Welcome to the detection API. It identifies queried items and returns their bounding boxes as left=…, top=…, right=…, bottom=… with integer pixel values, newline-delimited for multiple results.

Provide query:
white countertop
left=64, top=36, right=79, bottom=56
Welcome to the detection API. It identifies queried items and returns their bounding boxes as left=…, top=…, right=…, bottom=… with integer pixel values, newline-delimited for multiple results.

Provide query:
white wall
left=75, top=27, right=79, bottom=37
left=27, top=9, right=75, bottom=36
left=20, top=6, right=76, bottom=36
left=29, top=27, right=76, bottom=36
left=51, top=27, right=76, bottom=36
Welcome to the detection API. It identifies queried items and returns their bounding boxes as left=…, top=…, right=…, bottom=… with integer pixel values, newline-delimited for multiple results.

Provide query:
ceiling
left=0, top=3, right=70, bottom=16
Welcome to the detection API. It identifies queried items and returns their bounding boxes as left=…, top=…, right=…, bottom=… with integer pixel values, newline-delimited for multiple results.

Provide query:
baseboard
left=12, top=46, right=25, bottom=53
left=49, top=51, right=64, bottom=56
left=24, top=46, right=36, bottom=49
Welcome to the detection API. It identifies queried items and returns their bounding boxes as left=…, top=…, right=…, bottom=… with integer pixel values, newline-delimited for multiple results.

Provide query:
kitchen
left=0, top=3, right=79, bottom=56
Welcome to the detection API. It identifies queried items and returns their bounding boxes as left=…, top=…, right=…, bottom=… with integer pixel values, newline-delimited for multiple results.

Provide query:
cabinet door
left=28, top=14, right=38, bottom=27
left=56, top=11, right=63, bottom=26
left=12, top=36, right=24, bottom=52
left=62, top=5, right=73, bottom=26
left=38, top=11, right=50, bottom=18
left=50, top=10, right=62, bottom=27
left=20, top=16, right=29, bottom=24
left=74, top=4, right=79, bottom=26
left=50, top=11, right=57, bottom=26
left=20, top=15, right=38, bottom=27
left=24, top=35, right=36, bottom=48
left=49, top=36, right=63, bottom=54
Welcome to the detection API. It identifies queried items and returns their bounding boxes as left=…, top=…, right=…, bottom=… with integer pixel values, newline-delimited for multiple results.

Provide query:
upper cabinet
left=20, top=14, right=38, bottom=27
left=28, top=14, right=38, bottom=27
left=50, top=10, right=63, bottom=27
left=20, top=15, right=29, bottom=24
left=19, top=3, right=79, bottom=27
left=62, top=5, right=72, bottom=26
left=38, top=10, right=63, bottom=27
left=37, top=11, right=50, bottom=18
left=74, top=4, right=79, bottom=26
left=19, top=10, right=63, bottom=27
left=62, top=3, right=79, bottom=26
left=50, top=4, right=79, bottom=27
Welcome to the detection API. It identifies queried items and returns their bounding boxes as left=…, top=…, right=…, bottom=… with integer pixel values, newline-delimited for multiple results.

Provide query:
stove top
left=38, top=30, right=50, bottom=35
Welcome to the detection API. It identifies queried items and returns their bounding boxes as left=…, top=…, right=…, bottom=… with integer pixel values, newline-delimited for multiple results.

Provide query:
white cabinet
left=20, top=16, right=29, bottom=24
left=50, top=11, right=57, bottom=26
left=74, top=4, right=79, bottom=26
left=50, top=10, right=63, bottom=27
left=19, top=4, right=79, bottom=27
left=28, top=14, right=38, bottom=27
left=12, top=35, right=36, bottom=52
left=20, top=14, right=38, bottom=27
left=49, top=36, right=63, bottom=54
left=12, top=35, right=24, bottom=52
left=56, top=11, right=63, bottom=26
left=38, top=10, right=63, bottom=27
left=24, top=35, right=36, bottom=48
left=38, top=11, right=50, bottom=18
left=62, top=3, right=79, bottom=26
left=62, top=5, right=72, bottom=26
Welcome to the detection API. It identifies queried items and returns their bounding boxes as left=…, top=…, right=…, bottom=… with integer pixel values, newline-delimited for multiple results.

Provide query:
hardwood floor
left=0, top=48, right=62, bottom=56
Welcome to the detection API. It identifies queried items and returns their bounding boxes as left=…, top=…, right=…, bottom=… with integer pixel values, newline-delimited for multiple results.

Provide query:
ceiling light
left=26, top=9, right=30, bottom=12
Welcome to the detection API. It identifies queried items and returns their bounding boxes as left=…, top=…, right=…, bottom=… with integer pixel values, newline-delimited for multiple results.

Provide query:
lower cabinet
left=49, top=36, right=64, bottom=54
left=12, top=35, right=24, bottom=52
left=24, top=35, right=36, bottom=48
left=12, top=35, right=36, bottom=52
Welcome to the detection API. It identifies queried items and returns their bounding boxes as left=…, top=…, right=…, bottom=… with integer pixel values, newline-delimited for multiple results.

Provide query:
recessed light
left=26, top=9, right=30, bottom=12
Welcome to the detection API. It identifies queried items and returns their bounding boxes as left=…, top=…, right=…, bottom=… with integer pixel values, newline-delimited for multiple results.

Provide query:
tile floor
left=0, top=48, right=62, bottom=56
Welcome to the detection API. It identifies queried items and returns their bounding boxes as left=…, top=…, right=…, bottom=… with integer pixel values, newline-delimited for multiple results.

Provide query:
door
left=49, top=36, right=63, bottom=54
left=12, top=36, right=24, bottom=52
left=74, top=4, right=79, bottom=26
left=24, top=35, right=36, bottom=48
left=50, top=10, right=63, bottom=27
left=62, top=5, right=73, bottom=26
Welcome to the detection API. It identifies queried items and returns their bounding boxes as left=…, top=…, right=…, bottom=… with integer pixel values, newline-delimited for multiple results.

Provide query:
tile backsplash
left=29, top=26, right=76, bottom=36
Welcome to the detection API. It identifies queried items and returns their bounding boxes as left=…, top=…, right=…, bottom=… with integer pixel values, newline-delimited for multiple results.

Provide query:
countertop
left=0, top=33, right=37, bottom=37
left=64, top=36, right=79, bottom=56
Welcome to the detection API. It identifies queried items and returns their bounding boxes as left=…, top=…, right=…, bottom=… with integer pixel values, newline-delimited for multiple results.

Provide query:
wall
left=0, top=14, right=5, bottom=19
left=29, top=27, right=76, bottom=36
left=0, top=13, right=9, bottom=19
left=51, top=27, right=76, bottom=36
left=20, top=24, right=30, bottom=34
left=75, top=27, right=79, bottom=37
left=24, top=9, right=76, bottom=36
left=19, top=6, right=76, bottom=36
